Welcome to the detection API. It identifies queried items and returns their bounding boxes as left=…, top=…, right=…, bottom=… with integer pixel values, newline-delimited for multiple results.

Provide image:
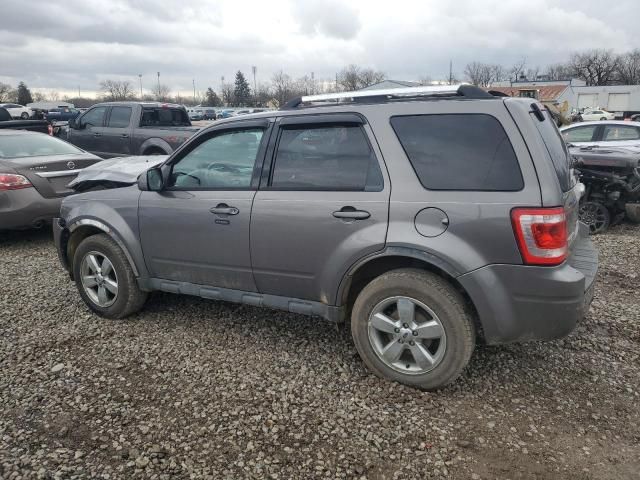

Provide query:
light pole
left=252, top=66, right=257, bottom=105
left=138, top=74, right=143, bottom=99
left=157, top=72, right=160, bottom=99
left=193, top=78, right=196, bottom=105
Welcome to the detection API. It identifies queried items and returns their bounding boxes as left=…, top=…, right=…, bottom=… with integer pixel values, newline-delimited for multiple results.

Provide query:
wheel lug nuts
left=394, top=328, right=400, bottom=333
left=412, top=331, right=418, bottom=336
left=403, top=323, right=409, bottom=328
left=409, top=341, right=415, bottom=346
left=398, top=339, right=404, bottom=344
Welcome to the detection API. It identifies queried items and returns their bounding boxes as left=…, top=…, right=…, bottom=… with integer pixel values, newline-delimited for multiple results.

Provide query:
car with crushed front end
left=53, top=85, right=598, bottom=390
left=0, top=130, right=101, bottom=230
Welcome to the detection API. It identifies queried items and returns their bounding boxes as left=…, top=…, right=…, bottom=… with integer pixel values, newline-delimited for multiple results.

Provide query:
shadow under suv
left=54, top=85, right=598, bottom=390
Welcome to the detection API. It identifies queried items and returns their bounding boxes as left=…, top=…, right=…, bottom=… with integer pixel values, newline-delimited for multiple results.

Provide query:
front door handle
left=210, top=203, right=239, bottom=215
left=93, top=132, right=102, bottom=137
left=121, top=134, right=129, bottom=138
left=333, top=206, right=371, bottom=220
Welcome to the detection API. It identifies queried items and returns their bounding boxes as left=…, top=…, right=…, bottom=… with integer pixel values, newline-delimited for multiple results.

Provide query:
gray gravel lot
left=1, top=225, right=639, bottom=479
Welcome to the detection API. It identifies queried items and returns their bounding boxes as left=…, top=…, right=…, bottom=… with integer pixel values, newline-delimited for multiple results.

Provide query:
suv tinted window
left=531, top=110, right=572, bottom=191
left=81, top=107, right=107, bottom=127
left=270, top=125, right=383, bottom=191
left=170, top=128, right=264, bottom=189
left=391, top=114, right=523, bottom=191
left=108, top=106, right=132, bottom=128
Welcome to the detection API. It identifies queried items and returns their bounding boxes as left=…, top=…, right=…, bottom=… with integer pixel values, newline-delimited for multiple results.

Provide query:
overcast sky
left=0, top=0, right=637, bottom=97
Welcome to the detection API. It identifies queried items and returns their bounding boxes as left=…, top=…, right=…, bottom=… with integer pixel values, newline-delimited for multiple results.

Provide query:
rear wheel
left=579, top=201, right=610, bottom=234
left=20, top=112, right=29, bottom=119
left=351, top=269, right=475, bottom=390
left=73, top=234, right=147, bottom=319
left=600, top=117, right=607, bottom=121
left=144, top=148, right=167, bottom=156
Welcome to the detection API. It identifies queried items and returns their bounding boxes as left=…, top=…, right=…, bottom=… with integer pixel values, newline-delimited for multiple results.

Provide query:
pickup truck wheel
left=73, top=234, right=147, bottom=319
left=351, top=269, right=475, bottom=390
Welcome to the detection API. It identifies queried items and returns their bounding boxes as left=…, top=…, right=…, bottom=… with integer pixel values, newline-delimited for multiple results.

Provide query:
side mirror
left=139, top=167, right=164, bottom=192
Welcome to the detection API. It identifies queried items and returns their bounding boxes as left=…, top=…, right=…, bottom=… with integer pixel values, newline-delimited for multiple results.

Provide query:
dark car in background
left=0, top=130, right=101, bottom=230
left=45, top=107, right=81, bottom=123
left=65, top=102, right=199, bottom=158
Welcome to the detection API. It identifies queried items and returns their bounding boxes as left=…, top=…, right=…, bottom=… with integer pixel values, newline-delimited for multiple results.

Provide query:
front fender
left=62, top=188, right=148, bottom=279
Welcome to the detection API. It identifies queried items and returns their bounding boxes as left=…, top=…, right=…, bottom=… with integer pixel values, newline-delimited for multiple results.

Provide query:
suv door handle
left=333, top=207, right=371, bottom=220
left=121, top=134, right=129, bottom=138
left=210, top=204, right=239, bottom=215
left=93, top=133, right=102, bottom=137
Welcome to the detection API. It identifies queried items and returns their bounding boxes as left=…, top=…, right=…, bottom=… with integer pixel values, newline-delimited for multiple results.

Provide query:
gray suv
left=53, top=85, right=598, bottom=390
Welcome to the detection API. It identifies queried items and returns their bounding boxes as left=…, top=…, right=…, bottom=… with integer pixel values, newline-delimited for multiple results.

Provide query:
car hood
left=68, top=155, right=167, bottom=191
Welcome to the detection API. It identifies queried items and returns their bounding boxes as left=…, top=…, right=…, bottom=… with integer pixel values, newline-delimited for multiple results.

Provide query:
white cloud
left=0, top=0, right=636, bottom=95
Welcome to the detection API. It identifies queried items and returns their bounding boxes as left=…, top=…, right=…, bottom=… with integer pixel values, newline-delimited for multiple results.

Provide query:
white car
left=560, top=121, right=640, bottom=150
left=580, top=109, right=616, bottom=122
left=0, top=103, right=32, bottom=119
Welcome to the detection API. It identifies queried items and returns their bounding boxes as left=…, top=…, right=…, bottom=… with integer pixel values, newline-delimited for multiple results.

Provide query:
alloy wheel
left=368, top=296, right=447, bottom=375
left=80, top=251, right=118, bottom=307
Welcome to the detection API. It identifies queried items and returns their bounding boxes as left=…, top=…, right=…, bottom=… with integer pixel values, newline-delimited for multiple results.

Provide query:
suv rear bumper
left=458, top=233, right=598, bottom=345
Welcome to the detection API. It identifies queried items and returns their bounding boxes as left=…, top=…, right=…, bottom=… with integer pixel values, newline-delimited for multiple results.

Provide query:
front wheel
left=73, top=234, right=147, bottom=319
left=351, top=269, right=475, bottom=390
left=20, top=112, right=29, bottom=119
left=600, top=117, right=607, bottom=121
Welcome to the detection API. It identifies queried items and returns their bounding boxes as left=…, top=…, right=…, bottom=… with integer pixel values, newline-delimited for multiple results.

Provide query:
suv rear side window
left=390, top=114, right=523, bottom=191
left=270, top=125, right=383, bottom=191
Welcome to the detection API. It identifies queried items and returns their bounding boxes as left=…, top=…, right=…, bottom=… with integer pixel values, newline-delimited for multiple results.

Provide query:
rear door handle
left=93, top=133, right=101, bottom=137
left=210, top=203, right=239, bottom=215
left=121, top=134, right=129, bottom=138
left=333, top=207, right=371, bottom=220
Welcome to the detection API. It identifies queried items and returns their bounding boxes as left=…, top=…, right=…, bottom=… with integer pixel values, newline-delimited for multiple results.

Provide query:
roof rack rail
left=281, top=85, right=494, bottom=109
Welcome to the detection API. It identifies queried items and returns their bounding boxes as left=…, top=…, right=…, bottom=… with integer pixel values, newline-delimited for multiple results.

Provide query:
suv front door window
left=250, top=118, right=389, bottom=303
left=138, top=124, right=269, bottom=290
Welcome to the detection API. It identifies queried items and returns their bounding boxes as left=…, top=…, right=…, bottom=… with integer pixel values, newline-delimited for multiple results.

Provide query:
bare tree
left=544, top=63, right=574, bottom=81
left=152, top=84, right=171, bottom=102
left=99, top=79, right=135, bottom=101
left=271, top=71, right=295, bottom=107
left=32, top=92, right=47, bottom=102
left=510, top=57, right=527, bottom=81
left=0, top=82, right=13, bottom=102
left=616, top=49, right=640, bottom=85
left=359, top=68, right=386, bottom=88
left=221, top=83, right=235, bottom=106
left=525, top=66, right=541, bottom=81
left=570, top=49, right=619, bottom=86
left=464, top=62, right=504, bottom=87
left=337, top=64, right=362, bottom=91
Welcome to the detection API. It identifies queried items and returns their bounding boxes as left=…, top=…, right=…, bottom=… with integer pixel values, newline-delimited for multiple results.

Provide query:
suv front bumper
left=458, top=232, right=598, bottom=345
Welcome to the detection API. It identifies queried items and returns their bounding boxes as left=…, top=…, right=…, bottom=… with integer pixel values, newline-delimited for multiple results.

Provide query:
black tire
left=600, top=117, right=607, bottom=121
left=73, top=234, right=147, bottom=319
left=351, top=269, right=475, bottom=390
left=20, top=112, right=29, bottom=119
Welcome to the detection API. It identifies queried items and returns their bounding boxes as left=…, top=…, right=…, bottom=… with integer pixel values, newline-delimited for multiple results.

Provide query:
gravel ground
left=0, top=224, right=638, bottom=480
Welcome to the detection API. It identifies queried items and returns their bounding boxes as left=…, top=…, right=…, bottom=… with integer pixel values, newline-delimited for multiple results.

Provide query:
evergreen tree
left=17, top=82, right=33, bottom=105
left=204, top=87, right=222, bottom=107
left=233, top=71, right=251, bottom=106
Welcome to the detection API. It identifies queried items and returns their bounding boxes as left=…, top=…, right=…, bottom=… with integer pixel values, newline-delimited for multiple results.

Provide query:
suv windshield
left=531, top=110, right=573, bottom=191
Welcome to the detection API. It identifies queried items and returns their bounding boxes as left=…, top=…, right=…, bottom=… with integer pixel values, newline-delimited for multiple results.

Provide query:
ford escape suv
left=54, top=85, right=598, bottom=390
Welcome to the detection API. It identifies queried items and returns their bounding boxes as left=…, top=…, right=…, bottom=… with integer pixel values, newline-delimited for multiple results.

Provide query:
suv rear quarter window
left=390, top=114, right=523, bottom=191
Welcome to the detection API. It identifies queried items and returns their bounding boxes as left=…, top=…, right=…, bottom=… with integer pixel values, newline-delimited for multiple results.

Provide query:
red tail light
left=0, top=173, right=33, bottom=191
left=48, top=124, right=53, bottom=136
left=511, top=207, right=568, bottom=266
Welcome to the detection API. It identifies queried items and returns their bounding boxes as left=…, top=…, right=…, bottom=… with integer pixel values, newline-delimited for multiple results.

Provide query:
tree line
left=464, top=49, right=640, bottom=87
left=3, top=49, right=639, bottom=109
